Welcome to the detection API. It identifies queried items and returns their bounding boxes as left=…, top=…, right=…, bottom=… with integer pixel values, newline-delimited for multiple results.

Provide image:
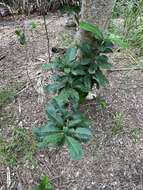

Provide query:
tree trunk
left=77, top=0, right=116, bottom=45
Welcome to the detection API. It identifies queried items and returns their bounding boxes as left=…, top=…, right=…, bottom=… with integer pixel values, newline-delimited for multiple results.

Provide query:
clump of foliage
left=33, top=176, right=54, bottom=190
left=34, top=22, right=114, bottom=160
left=34, top=99, right=92, bottom=160
left=111, top=0, right=143, bottom=53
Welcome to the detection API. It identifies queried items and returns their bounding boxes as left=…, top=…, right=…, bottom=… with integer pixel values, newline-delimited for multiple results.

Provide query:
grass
left=0, top=127, right=36, bottom=166
left=0, top=88, right=15, bottom=108
left=131, top=128, right=142, bottom=142
left=109, top=0, right=143, bottom=54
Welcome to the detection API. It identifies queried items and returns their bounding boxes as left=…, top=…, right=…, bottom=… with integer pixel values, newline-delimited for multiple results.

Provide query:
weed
left=112, top=112, right=124, bottom=136
left=95, top=96, right=108, bottom=110
left=33, top=176, right=54, bottom=190
left=131, top=128, right=142, bottom=142
left=0, top=128, right=36, bottom=166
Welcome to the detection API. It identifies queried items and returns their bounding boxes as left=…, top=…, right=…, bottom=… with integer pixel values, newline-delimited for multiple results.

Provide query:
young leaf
left=66, top=136, right=83, bottom=160
left=80, top=21, right=103, bottom=39
left=33, top=176, right=54, bottom=190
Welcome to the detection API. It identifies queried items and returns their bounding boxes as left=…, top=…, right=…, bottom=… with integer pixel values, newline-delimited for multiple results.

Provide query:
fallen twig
left=108, top=67, right=143, bottom=72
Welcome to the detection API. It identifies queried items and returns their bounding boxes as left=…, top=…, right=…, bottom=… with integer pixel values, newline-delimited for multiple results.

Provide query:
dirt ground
left=0, top=14, right=143, bottom=190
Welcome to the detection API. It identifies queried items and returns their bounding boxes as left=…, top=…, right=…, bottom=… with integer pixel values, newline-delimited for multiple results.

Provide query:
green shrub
left=34, top=22, right=113, bottom=160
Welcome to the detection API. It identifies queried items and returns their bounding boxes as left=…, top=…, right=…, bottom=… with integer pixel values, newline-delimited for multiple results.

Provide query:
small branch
left=43, top=13, right=51, bottom=63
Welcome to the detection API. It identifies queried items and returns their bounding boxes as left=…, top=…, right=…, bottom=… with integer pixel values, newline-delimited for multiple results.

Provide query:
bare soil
left=0, top=14, right=143, bottom=190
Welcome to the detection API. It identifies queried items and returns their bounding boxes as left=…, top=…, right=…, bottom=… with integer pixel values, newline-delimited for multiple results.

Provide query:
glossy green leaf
left=80, top=21, right=103, bottom=39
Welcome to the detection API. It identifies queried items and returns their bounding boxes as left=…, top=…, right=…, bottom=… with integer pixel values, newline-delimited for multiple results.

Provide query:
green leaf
left=95, top=55, right=108, bottom=63
left=71, top=68, right=86, bottom=76
left=66, top=136, right=83, bottom=160
left=79, top=42, right=92, bottom=55
left=38, top=133, right=65, bottom=148
left=46, top=104, right=64, bottom=126
left=95, top=70, right=109, bottom=87
left=80, top=21, right=103, bottom=39
left=88, top=64, right=98, bottom=74
left=45, top=82, right=65, bottom=93
left=95, top=55, right=112, bottom=69
left=65, top=47, right=77, bottom=62
left=56, top=88, right=79, bottom=108
left=68, top=119, right=82, bottom=128
left=80, top=58, right=91, bottom=65
left=99, top=62, right=112, bottom=70
left=33, top=124, right=60, bottom=137
left=64, top=68, right=71, bottom=74
left=72, top=112, right=91, bottom=128
left=75, top=128, right=92, bottom=140
left=98, top=39, right=114, bottom=53
left=84, top=75, right=92, bottom=91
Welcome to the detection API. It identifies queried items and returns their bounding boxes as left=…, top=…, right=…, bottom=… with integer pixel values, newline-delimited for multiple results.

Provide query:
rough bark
left=77, top=0, right=116, bottom=45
